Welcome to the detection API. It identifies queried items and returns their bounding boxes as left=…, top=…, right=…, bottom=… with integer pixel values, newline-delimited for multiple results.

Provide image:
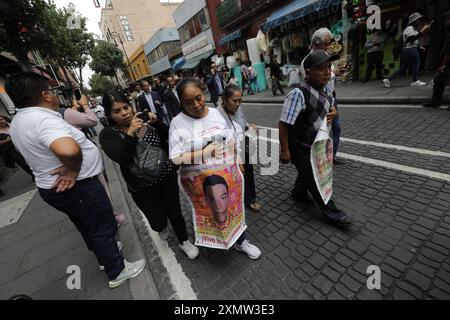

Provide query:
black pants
left=291, top=147, right=346, bottom=221
left=365, top=51, right=384, bottom=81
left=431, top=64, right=449, bottom=104
left=272, top=77, right=284, bottom=95
left=244, top=163, right=256, bottom=206
left=39, top=178, right=124, bottom=280
left=131, top=172, right=188, bottom=244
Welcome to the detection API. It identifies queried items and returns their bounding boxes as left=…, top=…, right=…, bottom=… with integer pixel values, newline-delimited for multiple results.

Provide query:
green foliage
left=89, top=40, right=125, bottom=77
left=89, top=73, right=114, bottom=96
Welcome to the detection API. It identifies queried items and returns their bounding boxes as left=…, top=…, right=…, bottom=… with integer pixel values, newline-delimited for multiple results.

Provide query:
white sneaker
left=158, top=228, right=169, bottom=241
left=234, top=240, right=261, bottom=260
left=99, top=241, right=123, bottom=271
left=411, top=80, right=426, bottom=87
left=178, top=240, right=199, bottom=260
left=108, top=259, right=146, bottom=289
left=383, top=78, right=391, bottom=88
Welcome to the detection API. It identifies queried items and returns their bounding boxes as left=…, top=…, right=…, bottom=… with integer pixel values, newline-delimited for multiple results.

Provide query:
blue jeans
left=39, top=177, right=124, bottom=280
left=389, top=47, right=420, bottom=82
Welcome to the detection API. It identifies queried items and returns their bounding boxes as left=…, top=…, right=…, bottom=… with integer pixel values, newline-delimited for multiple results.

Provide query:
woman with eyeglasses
left=99, top=91, right=199, bottom=260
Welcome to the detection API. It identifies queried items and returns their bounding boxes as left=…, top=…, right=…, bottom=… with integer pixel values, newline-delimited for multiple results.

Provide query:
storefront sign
left=119, top=16, right=134, bottom=41
left=279, top=3, right=341, bottom=33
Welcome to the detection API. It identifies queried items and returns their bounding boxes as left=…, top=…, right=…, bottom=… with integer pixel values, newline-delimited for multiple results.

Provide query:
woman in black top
left=99, top=91, right=198, bottom=260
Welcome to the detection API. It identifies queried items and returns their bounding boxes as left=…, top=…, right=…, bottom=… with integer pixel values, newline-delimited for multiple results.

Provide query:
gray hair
left=310, top=28, right=333, bottom=49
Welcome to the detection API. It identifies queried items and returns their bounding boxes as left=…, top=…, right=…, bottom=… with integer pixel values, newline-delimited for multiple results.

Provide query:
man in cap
left=423, top=11, right=450, bottom=109
left=383, top=12, right=432, bottom=88
left=279, top=50, right=354, bottom=228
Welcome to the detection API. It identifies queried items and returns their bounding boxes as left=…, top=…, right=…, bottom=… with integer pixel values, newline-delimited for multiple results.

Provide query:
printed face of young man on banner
left=203, top=175, right=229, bottom=228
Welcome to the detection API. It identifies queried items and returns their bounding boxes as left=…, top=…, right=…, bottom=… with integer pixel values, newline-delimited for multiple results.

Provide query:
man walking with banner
left=279, top=50, right=353, bottom=228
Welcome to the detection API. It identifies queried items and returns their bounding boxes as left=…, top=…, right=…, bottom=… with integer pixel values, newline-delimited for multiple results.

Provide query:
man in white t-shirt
left=5, top=72, right=145, bottom=289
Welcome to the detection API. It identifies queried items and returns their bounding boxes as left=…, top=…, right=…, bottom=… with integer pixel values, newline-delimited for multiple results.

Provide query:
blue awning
left=260, top=0, right=341, bottom=32
left=172, top=57, right=185, bottom=72
left=219, top=28, right=242, bottom=46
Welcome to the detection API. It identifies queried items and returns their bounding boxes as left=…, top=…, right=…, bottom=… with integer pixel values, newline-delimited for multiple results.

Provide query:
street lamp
left=111, top=31, right=136, bottom=82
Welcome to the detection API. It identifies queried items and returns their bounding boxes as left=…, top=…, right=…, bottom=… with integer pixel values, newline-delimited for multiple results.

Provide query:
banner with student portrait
left=311, top=118, right=334, bottom=205
left=179, top=160, right=246, bottom=250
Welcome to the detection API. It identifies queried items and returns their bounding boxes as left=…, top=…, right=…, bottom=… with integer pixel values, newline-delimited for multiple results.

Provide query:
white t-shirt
left=10, top=107, right=104, bottom=189
left=403, top=26, right=419, bottom=49
left=169, top=108, right=235, bottom=163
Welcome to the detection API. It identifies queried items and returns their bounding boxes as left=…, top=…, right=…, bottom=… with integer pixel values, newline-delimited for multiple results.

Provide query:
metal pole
left=112, top=32, right=137, bottom=82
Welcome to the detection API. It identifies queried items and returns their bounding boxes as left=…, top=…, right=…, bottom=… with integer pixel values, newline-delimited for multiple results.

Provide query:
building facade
left=173, top=0, right=215, bottom=73
left=99, top=0, right=180, bottom=84
left=144, top=28, right=183, bottom=77
left=127, top=45, right=151, bottom=82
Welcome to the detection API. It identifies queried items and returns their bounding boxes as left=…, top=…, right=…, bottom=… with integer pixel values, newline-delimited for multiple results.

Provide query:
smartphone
left=73, top=88, right=82, bottom=100
left=138, top=110, right=150, bottom=123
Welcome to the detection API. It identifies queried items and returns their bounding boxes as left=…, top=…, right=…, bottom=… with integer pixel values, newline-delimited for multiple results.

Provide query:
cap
left=408, top=12, right=423, bottom=25
left=303, top=50, right=339, bottom=70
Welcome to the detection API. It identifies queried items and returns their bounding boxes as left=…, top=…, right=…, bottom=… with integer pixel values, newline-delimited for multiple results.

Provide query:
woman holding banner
left=216, top=85, right=262, bottom=213
left=169, top=78, right=261, bottom=259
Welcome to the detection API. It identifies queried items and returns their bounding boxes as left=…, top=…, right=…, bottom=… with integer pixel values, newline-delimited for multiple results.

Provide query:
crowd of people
left=0, top=14, right=447, bottom=289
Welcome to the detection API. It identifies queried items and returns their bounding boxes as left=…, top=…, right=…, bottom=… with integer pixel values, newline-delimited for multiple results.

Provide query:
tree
left=89, top=40, right=124, bottom=85
left=89, top=73, right=114, bottom=96
left=0, top=0, right=51, bottom=64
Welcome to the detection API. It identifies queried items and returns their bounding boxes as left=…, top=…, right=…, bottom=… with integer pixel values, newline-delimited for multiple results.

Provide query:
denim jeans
left=39, top=178, right=124, bottom=280
left=389, top=47, right=421, bottom=82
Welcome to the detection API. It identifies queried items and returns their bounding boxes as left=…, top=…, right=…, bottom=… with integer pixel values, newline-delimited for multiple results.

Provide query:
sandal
left=248, top=203, right=262, bottom=212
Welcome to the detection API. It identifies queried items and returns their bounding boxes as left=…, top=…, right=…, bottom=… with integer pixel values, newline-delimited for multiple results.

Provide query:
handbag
left=128, top=138, right=167, bottom=182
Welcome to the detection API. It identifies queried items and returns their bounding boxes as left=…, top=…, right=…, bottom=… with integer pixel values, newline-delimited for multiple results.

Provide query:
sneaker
left=411, top=80, right=426, bottom=87
left=178, top=240, right=199, bottom=260
left=382, top=78, right=390, bottom=88
left=108, top=259, right=146, bottom=289
left=99, top=241, right=123, bottom=271
left=158, top=228, right=169, bottom=241
left=115, top=213, right=126, bottom=227
left=234, top=240, right=261, bottom=260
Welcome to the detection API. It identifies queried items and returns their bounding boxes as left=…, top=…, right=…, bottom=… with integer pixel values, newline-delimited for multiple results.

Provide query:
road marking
left=254, top=127, right=450, bottom=182
left=241, top=103, right=424, bottom=108
left=341, top=138, right=450, bottom=158
left=338, top=152, right=450, bottom=182
left=137, top=209, right=197, bottom=300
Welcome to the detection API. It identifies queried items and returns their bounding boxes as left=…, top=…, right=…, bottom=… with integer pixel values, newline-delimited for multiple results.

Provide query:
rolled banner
left=310, top=118, right=334, bottom=205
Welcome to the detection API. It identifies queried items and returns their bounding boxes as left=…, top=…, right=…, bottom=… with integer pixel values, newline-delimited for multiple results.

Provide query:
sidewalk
left=239, top=73, right=450, bottom=105
left=0, top=149, right=160, bottom=300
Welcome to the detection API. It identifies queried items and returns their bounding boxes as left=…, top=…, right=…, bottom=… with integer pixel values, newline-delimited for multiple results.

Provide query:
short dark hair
left=176, top=77, right=204, bottom=105
left=5, top=72, right=50, bottom=108
left=102, top=90, right=130, bottom=126
left=203, top=174, right=228, bottom=197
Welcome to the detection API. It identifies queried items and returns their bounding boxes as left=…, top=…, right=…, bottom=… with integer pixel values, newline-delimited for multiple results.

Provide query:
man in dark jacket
left=423, top=11, right=450, bottom=109
left=153, top=77, right=167, bottom=97
left=206, top=62, right=225, bottom=108
left=137, top=80, right=165, bottom=121
left=163, top=76, right=181, bottom=121
left=269, top=55, right=285, bottom=96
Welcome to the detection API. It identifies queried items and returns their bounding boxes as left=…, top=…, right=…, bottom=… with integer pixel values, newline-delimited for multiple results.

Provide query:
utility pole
left=111, top=31, right=137, bottom=82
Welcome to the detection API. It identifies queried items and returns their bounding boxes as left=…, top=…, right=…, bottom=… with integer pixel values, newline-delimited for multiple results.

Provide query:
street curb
left=104, top=155, right=180, bottom=300
left=103, top=152, right=162, bottom=300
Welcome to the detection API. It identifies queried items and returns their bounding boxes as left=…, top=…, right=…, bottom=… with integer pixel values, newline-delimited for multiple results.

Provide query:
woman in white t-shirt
left=169, top=78, right=261, bottom=259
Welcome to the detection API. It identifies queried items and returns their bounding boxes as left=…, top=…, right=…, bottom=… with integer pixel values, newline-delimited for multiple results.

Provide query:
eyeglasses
left=45, top=88, right=63, bottom=96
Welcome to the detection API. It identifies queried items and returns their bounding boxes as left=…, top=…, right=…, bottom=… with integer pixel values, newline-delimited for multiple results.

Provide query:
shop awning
left=172, top=57, right=185, bottom=72
left=180, top=50, right=214, bottom=70
left=219, top=28, right=242, bottom=46
left=260, top=0, right=341, bottom=32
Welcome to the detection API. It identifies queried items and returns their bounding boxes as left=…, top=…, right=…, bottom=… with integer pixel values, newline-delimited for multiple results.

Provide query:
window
left=198, top=9, right=209, bottom=31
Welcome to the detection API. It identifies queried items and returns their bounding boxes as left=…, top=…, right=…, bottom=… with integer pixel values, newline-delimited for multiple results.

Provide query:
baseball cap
left=303, top=50, right=339, bottom=69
